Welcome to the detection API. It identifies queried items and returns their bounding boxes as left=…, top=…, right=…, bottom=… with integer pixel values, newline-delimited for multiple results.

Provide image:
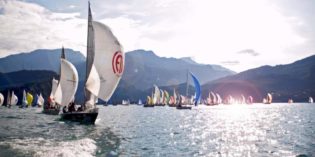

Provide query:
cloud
left=1, top=0, right=314, bottom=73
left=68, top=5, right=76, bottom=9
left=0, top=0, right=86, bottom=57
left=237, top=49, right=259, bottom=56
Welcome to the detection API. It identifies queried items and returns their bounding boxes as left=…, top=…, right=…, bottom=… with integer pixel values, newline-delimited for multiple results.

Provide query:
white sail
left=216, top=93, right=222, bottom=104
left=92, top=21, right=124, bottom=102
left=37, top=93, right=44, bottom=107
left=11, top=91, right=18, bottom=105
left=54, top=81, right=62, bottom=105
left=85, top=64, right=100, bottom=100
left=0, top=93, right=3, bottom=106
left=153, top=85, right=160, bottom=104
left=59, top=59, right=79, bottom=107
left=309, top=97, right=313, bottom=103
left=50, top=78, right=59, bottom=98
left=22, top=90, right=27, bottom=107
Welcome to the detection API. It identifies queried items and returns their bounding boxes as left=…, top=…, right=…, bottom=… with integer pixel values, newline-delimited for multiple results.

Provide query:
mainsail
left=153, top=85, right=160, bottom=104
left=22, top=90, right=27, bottom=107
left=37, top=93, right=44, bottom=107
left=92, top=21, right=124, bottom=102
left=11, top=91, right=18, bottom=106
left=26, top=92, right=33, bottom=106
left=190, top=72, right=201, bottom=106
left=59, top=58, right=79, bottom=107
left=84, top=3, right=100, bottom=109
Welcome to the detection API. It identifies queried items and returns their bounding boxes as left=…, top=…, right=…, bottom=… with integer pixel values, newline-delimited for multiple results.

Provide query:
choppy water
left=0, top=103, right=314, bottom=157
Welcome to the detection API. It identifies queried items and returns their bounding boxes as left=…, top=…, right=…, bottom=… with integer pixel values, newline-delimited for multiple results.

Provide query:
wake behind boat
left=59, top=2, right=124, bottom=124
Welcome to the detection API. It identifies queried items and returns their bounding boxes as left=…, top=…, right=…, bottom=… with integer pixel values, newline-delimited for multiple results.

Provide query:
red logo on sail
left=112, top=51, right=124, bottom=76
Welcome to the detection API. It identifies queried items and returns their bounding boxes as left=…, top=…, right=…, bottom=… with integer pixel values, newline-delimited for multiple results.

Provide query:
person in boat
left=77, top=105, right=83, bottom=112
left=63, top=105, right=68, bottom=113
left=68, top=102, right=76, bottom=112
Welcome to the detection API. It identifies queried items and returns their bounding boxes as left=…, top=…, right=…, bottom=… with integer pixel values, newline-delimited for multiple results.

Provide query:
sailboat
left=60, top=2, right=124, bottom=124
left=37, top=94, right=44, bottom=107
left=43, top=47, right=65, bottom=114
left=20, top=90, right=27, bottom=108
left=168, top=88, right=177, bottom=107
left=216, top=93, right=222, bottom=104
left=246, top=96, right=253, bottom=104
left=144, top=96, right=154, bottom=107
left=309, top=97, right=313, bottom=103
left=10, top=91, right=18, bottom=106
left=137, top=99, right=143, bottom=105
left=0, top=92, right=4, bottom=106
left=177, top=72, right=200, bottom=109
left=26, top=92, right=33, bottom=107
left=288, top=98, right=293, bottom=104
left=153, top=85, right=162, bottom=106
left=263, top=93, right=272, bottom=104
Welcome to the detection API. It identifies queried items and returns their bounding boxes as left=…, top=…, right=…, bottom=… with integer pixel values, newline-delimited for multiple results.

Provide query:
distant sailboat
left=6, top=91, right=11, bottom=107
left=216, top=93, right=222, bottom=104
left=10, top=91, right=18, bottom=106
left=0, top=92, right=4, bottom=106
left=26, top=92, right=33, bottom=107
left=309, top=97, right=313, bottom=103
left=60, top=2, right=124, bottom=124
left=288, top=98, right=293, bottom=104
left=37, top=94, right=44, bottom=107
left=137, top=99, right=143, bottom=105
left=246, top=96, right=253, bottom=104
left=177, top=72, right=200, bottom=109
left=153, top=85, right=161, bottom=106
left=20, top=90, right=27, bottom=108
left=264, top=93, right=272, bottom=104
left=190, top=72, right=201, bottom=106
left=144, top=96, right=154, bottom=107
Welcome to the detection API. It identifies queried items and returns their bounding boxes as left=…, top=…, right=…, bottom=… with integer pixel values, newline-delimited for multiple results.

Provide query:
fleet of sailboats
left=0, top=2, right=314, bottom=127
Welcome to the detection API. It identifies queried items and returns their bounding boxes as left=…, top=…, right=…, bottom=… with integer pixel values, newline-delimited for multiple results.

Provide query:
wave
left=0, top=137, right=97, bottom=157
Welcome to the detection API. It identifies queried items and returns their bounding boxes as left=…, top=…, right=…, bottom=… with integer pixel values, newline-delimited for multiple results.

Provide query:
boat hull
left=60, top=108, right=98, bottom=124
left=42, top=109, right=60, bottom=115
left=176, top=106, right=192, bottom=110
left=143, top=104, right=154, bottom=107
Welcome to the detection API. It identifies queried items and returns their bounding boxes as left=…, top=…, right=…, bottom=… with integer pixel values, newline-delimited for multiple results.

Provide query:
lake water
left=0, top=103, right=314, bottom=157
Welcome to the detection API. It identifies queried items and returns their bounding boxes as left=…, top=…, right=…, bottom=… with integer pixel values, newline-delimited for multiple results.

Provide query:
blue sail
left=190, top=72, right=201, bottom=106
left=32, top=94, right=38, bottom=107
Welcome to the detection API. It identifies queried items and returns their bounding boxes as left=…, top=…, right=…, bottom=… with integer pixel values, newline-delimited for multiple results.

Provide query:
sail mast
left=85, top=1, right=95, bottom=104
left=61, top=46, right=65, bottom=59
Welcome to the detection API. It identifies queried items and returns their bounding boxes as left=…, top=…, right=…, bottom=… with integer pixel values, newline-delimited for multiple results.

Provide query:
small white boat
left=309, top=97, right=313, bottom=103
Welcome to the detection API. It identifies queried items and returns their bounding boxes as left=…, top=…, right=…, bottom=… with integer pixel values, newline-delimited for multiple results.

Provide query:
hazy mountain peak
left=180, top=57, right=197, bottom=64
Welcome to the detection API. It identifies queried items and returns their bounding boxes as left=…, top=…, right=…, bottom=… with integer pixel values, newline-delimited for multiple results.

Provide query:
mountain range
left=0, top=49, right=234, bottom=103
left=202, top=55, right=315, bottom=102
left=0, top=48, right=314, bottom=103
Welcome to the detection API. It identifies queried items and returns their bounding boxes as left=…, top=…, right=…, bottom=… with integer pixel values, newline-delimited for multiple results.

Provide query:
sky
left=0, top=0, right=314, bottom=72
